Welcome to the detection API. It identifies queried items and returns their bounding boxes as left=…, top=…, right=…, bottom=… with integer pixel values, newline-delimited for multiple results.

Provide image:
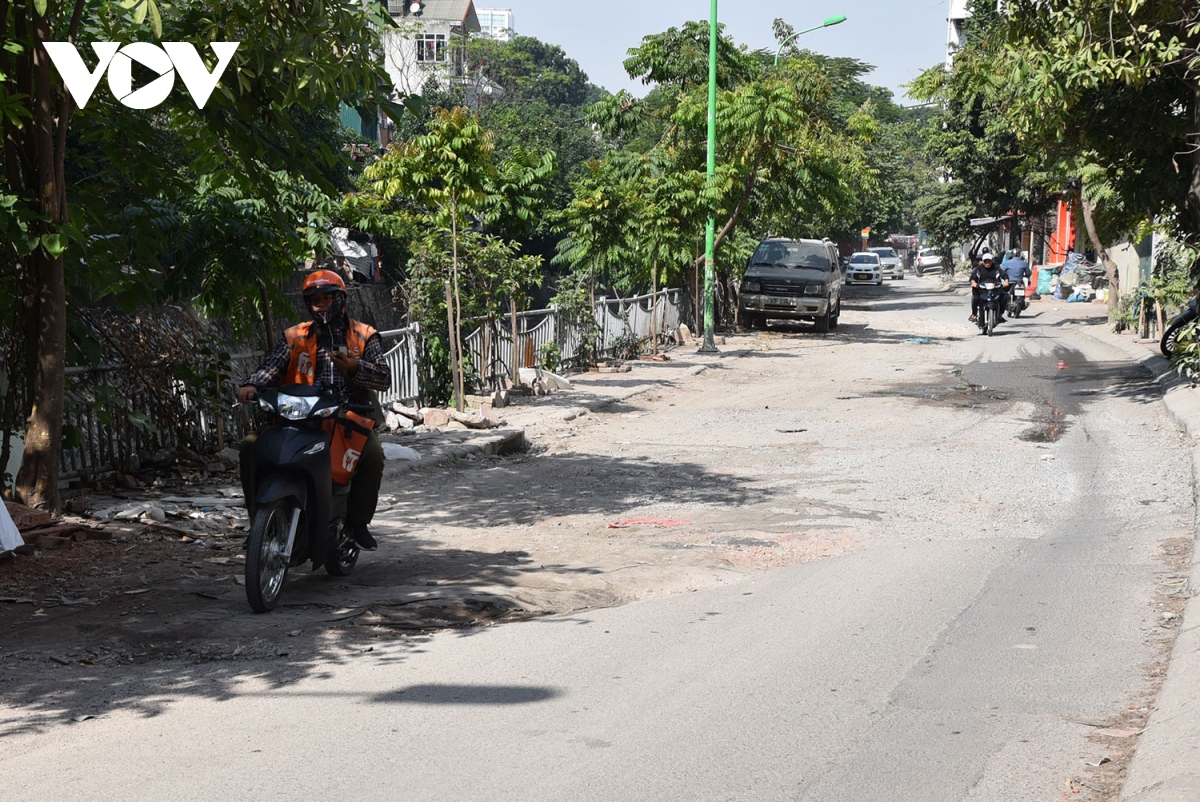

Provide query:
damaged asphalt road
left=0, top=277, right=1194, bottom=802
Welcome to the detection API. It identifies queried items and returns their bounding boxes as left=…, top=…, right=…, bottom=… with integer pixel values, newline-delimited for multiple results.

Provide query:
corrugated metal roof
left=413, top=0, right=479, bottom=29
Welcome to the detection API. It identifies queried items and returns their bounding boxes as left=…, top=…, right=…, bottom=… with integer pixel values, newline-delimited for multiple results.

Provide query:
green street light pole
left=699, top=0, right=721, bottom=353
left=699, top=9, right=847, bottom=353
left=774, top=15, right=847, bottom=66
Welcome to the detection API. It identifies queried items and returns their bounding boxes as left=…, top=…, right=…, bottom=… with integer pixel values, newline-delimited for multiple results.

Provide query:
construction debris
left=3, top=501, right=94, bottom=553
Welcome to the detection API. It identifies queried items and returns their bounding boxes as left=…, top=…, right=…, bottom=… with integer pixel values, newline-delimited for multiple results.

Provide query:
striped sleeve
left=244, top=334, right=291, bottom=388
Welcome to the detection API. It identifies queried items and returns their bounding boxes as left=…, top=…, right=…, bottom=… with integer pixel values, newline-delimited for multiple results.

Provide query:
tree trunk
left=510, top=296, right=519, bottom=385
left=15, top=13, right=69, bottom=511
left=450, top=206, right=465, bottom=411
left=691, top=148, right=764, bottom=272
left=445, top=279, right=460, bottom=407
left=258, top=284, right=275, bottom=351
left=1077, top=183, right=1119, bottom=318
left=651, top=256, right=659, bottom=355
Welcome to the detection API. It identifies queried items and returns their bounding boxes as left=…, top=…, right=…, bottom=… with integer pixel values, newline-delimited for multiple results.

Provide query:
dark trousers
left=240, top=430, right=385, bottom=527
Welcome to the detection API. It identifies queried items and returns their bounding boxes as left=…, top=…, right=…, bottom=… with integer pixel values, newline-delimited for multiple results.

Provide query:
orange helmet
left=302, top=269, right=346, bottom=298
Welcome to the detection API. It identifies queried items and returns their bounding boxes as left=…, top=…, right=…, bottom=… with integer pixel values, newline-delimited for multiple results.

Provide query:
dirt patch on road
left=0, top=447, right=862, bottom=685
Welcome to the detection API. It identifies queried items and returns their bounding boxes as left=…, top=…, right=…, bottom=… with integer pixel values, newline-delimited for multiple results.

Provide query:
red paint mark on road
left=608, top=518, right=692, bottom=529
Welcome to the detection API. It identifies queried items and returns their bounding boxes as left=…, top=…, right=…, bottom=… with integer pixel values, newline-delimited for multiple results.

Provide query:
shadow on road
left=0, top=448, right=770, bottom=737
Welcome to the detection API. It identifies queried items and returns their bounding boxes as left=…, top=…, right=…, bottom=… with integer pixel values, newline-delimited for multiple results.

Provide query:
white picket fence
left=378, top=288, right=686, bottom=404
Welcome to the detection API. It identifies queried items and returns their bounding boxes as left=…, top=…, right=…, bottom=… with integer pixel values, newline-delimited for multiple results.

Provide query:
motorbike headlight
left=743, top=280, right=761, bottom=293
left=804, top=284, right=824, bottom=296
left=276, top=393, right=318, bottom=421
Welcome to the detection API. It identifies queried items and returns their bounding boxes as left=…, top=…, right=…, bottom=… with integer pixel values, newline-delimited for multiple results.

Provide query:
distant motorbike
left=242, top=384, right=376, bottom=612
left=976, top=282, right=1004, bottom=336
left=1161, top=298, right=1199, bottom=358
left=1006, top=281, right=1027, bottom=318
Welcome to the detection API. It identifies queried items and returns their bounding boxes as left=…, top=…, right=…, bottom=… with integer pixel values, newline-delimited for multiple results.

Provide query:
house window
left=416, top=33, right=447, bottom=63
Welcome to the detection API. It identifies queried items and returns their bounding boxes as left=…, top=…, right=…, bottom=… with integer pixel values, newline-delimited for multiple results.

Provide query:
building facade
left=381, top=0, right=482, bottom=97
left=476, top=7, right=515, bottom=41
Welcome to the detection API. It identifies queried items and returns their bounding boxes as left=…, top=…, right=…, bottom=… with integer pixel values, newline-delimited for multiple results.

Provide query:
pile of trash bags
left=1051, top=252, right=1108, bottom=302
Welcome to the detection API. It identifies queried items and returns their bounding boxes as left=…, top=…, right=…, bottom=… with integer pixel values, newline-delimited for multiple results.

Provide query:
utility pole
left=699, top=0, right=721, bottom=354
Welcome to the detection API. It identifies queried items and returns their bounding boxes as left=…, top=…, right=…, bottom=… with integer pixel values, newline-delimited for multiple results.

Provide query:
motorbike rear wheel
left=246, top=501, right=293, bottom=613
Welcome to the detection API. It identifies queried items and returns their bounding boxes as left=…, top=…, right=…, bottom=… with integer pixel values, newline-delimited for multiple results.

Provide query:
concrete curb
left=380, top=427, right=527, bottom=479
left=1065, top=324, right=1200, bottom=802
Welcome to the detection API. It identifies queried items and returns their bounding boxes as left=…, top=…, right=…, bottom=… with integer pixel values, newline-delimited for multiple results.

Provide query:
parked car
left=915, top=248, right=943, bottom=275
left=738, top=237, right=843, bottom=332
left=845, top=252, right=884, bottom=286
left=869, top=247, right=904, bottom=280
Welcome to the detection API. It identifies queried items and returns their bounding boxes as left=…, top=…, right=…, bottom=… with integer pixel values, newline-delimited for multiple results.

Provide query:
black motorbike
left=1006, top=281, right=1027, bottom=318
left=1161, top=298, right=1199, bottom=358
left=976, top=281, right=1005, bottom=336
left=242, top=385, right=373, bottom=612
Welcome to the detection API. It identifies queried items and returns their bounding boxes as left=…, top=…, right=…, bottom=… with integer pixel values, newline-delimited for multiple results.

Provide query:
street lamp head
left=774, top=15, right=850, bottom=65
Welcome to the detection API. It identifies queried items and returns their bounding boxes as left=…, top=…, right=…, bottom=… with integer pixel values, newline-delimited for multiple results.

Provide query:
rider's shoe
left=969, top=314, right=977, bottom=322
left=348, top=523, right=377, bottom=551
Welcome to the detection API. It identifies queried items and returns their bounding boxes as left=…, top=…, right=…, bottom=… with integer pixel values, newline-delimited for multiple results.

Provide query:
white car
left=845, top=252, right=883, bottom=285
left=869, top=247, right=904, bottom=280
left=915, top=248, right=943, bottom=275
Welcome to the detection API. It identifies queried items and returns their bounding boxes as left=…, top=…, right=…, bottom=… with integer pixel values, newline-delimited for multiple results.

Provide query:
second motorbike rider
left=1003, top=249, right=1031, bottom=310
left=237, top=270, right=391, bottom=551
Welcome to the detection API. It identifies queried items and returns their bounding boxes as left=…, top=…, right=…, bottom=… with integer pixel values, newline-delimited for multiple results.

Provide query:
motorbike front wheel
left=1162, top=320, right=1186, bottom=358
left=246, top=500, right=293, bottom=613
left=984, top=307, right=996, bottom=336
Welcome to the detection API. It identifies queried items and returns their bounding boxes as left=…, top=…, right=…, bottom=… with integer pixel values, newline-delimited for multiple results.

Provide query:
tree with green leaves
left=363, top=107, right=495, bottom=410
left=1, top=0, right=401, bottom=508
left=574, top=20, right=876, bottom=326
left=360, top=105, right=557, bottom=401
left=911, top=0, right=1200, bottom=314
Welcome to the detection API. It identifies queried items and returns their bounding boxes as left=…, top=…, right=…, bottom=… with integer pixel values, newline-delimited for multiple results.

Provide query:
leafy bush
left=538, top=341, right=561, bottom=372
left=1170, top=320, right=1200, bottom=380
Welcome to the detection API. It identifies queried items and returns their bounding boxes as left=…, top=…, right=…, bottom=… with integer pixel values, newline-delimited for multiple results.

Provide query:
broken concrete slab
left=422, top=408, right=452, bottom=427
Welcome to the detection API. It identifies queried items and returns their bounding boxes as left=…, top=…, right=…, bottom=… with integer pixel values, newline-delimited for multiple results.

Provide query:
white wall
left=381, top=19, right=460, bottom=97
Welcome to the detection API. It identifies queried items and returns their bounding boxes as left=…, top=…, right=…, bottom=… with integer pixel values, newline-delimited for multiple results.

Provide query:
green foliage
left=1171, top=321, right=1200, bottom=380
left=467, top=36, right=599, bottom=108
left=402, top=234, right=454, bottom=406
left=623, top=20, right=756, bottom=93
left=609, top=331, right=645, bottom=361
left=908, top=3, right=1056, bottom=256
left=559, top=19, right=884, bottom=327
left=914, top=0, right=1200, bottom=271
left=2, top=0, right=407, bottom=502
left=549, top=279, right=600, bottom=368
left=1151, top=239, right=1199, bottom=310
left=999, top=0, right=1198, bottom=238
left=538, top=341, right=561, bottom=373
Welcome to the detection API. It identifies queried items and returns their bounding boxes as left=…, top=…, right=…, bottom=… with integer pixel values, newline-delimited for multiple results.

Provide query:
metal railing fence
left=51, top=289, right=686, bottom=480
